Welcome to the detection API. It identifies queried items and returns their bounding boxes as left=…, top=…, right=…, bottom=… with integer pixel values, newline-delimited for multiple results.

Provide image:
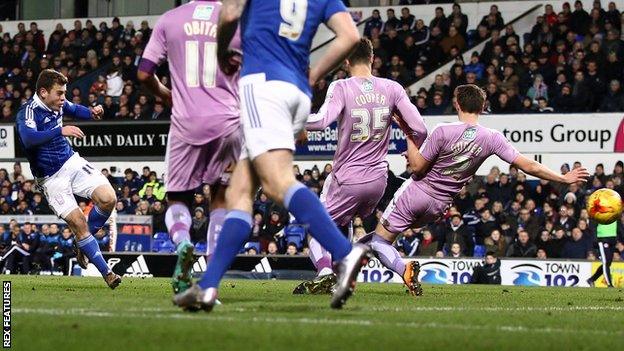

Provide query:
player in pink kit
left=293, top=39, right=428, bottom=294
left=137, top=0, right=242, bottom=294
left=365, top=84, right=590, bottom=292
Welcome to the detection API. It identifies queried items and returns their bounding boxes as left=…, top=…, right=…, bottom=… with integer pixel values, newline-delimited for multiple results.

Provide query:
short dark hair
left=454, top=84, right=486, bottom=114
left=36, top=69, right=67, bottom=95
left=348, top=38, right=373, bottom=66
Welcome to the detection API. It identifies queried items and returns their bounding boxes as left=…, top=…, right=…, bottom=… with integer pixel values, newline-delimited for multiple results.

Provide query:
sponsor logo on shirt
left=462, top=127, right=477, bottom=141
left=193, top=4, right=214, bottom=20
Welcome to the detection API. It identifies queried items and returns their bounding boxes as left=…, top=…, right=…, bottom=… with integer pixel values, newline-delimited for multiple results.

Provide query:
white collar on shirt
left=32, top=93, right=53, bottom=112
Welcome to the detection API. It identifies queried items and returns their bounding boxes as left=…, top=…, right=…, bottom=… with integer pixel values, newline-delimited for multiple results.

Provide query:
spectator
left=364, top=9, right=383, bottom=38
left=190, top=207, right=208, bottom=244
left=470, top=252, right=501, bottom=284
left=479, top=5, right=504, bottom=31
left=600, top=79, right=624, bottom=111
left=506, top=230, right=537, bottom=258
left=286, top=242, right=298, bottom=256
left=561, top=227, right=592, bottom=259
left=440, top=26, right=466, bottom=57
left=448, top=3, right=469, bottom=36
left=484, top=229, right=507, bottom=257
left=430, top=7, right=449, bottom=35
left=416, top=229, right=437, bottom=257
left=447, top=242, right=463, bottom=258
left=383, top=9, right=400, bottom=33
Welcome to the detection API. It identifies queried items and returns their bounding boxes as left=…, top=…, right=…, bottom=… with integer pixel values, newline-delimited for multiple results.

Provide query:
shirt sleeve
left=306, top=81, right=343, bottom=130
left=63, top=100, right=91, bottom=120
left=323, top=0, right=348, bottom=23
left=139, top=16, right=167, bottom=75
left=16, top=107, right=62, bottom=149
left=491, top=130, right=520, bottom=164
left=394, top=84, right=428, bottom=147
left=419, top=124, right=444, bottom=162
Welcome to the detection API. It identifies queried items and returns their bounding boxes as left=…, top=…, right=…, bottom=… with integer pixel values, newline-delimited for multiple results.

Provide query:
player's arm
left=409, top=125, right=445, bottom=176
left=17, top=109, right=84, bottom=148
left=394, top=87, right=428, bottom=147
left=490, top=131, right=589, bottom=184
left=217, top=0, right=245, bottom=75
left=512, top=155, right=589, bottom=184
left=137, top=15, right=172, bottom=106
left=309, top=5, right=360, bottom=86
left=306, top=82, right=343, bottom=130
left=63, top=100, right=103, bottom=120
left=406, top=137, right=430, bottom=175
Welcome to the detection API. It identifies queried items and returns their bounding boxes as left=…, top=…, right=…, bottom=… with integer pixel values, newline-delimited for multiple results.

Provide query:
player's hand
left=218, top=50, right=242, bottom=76
left=159, top=86, right=173, bottom=107
left=562, top=167, right=590, bottom=184
left=62, top=125, right=85, bottom=139
left=295, top=129, right=308, bottom=146
left=91, top=105, right=104, bottom=120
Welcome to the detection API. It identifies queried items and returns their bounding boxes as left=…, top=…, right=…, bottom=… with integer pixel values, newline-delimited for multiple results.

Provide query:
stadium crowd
left=1, top=2, right=624, bottom=274
left=2, top=158, right=624, bottom=274
left=1, top=2, right=624, bottom=122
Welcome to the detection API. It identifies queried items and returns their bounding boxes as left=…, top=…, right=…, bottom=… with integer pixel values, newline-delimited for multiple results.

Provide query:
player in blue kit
left=173, top=0, right=368, bottom=310
left=15, top=69, right=121, bottom=289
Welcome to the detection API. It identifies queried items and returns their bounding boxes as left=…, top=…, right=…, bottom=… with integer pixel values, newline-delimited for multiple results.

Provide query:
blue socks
left=284, top=183, right=351, bottom=261
left=88, top=205, right=111, bottom=234
left=197, top=210, right=252, bottom=289
left=78, top=234, right=110, bottom=276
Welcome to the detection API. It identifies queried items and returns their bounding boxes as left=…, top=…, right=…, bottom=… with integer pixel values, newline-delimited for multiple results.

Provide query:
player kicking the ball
left=16, top=69, right=120, bottom=288
left=137, top=0, right=243, bottom=294
left=293, top=38, right=428, bottom=295
left=174, top=0, right=369, bottom=311
left=362, top=84, right=590, bottom=290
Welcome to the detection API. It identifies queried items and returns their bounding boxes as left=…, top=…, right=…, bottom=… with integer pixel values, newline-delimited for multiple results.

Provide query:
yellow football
left=586, top=188, right=623, bottom=225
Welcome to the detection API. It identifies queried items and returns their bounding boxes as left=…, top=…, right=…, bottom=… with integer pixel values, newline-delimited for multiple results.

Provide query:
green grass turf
left=9, top=276, right=624, bottom=351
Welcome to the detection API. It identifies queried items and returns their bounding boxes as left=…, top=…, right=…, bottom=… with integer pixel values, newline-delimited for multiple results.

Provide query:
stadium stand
left=1, top=2, right=624, bottom=275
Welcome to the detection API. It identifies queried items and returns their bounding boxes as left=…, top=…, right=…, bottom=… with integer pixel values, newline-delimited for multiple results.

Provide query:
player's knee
left=95, top=186, right=116, bottom=211
left=260, top=178, right=296, bottom=205
left=225, top=184, right=253, bottom=211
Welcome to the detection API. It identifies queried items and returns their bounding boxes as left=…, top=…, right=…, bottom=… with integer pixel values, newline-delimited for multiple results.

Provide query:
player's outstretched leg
left=174, top=160, right=257, bottom=312
left=65, top=209, right=121, bottom=289
left=165, top=198, right=195, bottom=294
left=254, top=150, right=370, bottom=309
left=76, top=185, right=116, bottom=269
left=365, top=225, right=422, bottom=296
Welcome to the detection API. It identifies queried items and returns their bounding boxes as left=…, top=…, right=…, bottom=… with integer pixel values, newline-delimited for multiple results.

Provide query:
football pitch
left=10, top=276, right=624, bottom=351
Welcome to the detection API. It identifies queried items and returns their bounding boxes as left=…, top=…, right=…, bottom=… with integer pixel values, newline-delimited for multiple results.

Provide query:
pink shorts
left=381, top=178, right=450, bottom=233
left=320, top=173, right=387, bottom=227
left=165, top=129, right=242, bottom=192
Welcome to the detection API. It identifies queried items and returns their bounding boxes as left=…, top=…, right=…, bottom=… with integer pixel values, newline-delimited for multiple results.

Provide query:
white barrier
left=358, top=257, right=604, bottom=287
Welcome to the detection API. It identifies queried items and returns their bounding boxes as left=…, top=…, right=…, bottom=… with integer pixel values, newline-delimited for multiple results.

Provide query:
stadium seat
left=194, top=241, right=207, bottom=254
left=241, top=241, right=260, bottom=254
left=473, top=245, right=487, bottom=258
left=153, top=232, right=170, bottom=241
left=158, top=240, right=176, bottom=253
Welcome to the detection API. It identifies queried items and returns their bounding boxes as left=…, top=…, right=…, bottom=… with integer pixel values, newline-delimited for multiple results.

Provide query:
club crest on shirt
left=462, top=127, right=477, bottom=141
left=193, top=5, right=214, bottom=20
left=362, top=81, right=373, bottom=93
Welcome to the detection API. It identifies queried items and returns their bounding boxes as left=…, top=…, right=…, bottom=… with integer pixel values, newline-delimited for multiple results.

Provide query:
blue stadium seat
left=194, top=241, right=207, bottom=254
left=473, top=245, right=487, bottom=258
left=158, top=240, right=176, bottom=253
left=285, top=224, right=306, bottom=249
left=153, top=232, right=170, bottom=240
left=152, top=240, right=164, bottom=252
left=241, top=241, right=260, bottom=254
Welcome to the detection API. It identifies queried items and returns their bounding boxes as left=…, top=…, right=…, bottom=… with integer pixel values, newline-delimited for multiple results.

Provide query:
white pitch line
left=13, top=308, right=623, bottom=336
left=366, top=305, right=624, bottom=313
